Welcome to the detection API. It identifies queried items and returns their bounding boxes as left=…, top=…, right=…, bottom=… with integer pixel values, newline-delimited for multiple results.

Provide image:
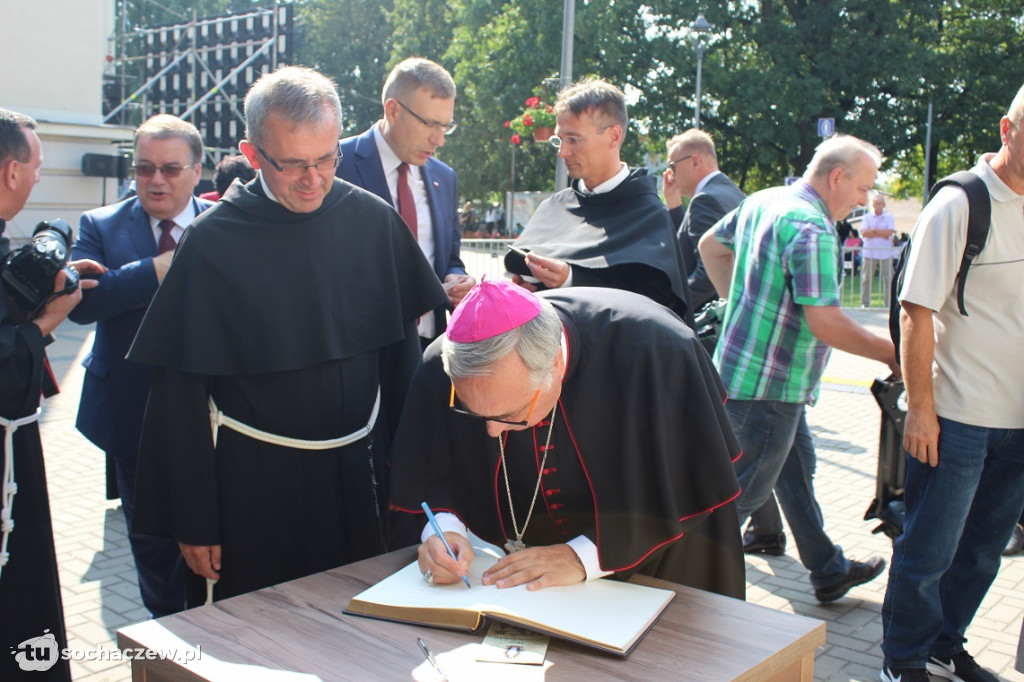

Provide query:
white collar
left=693, top=170, right=722, bottom=197
left=578, top=163, right=629, bottom=195
left=257, top=170, right=280, bottom=204
left=148, top=198, right=197, bottom=230
left=373, top=122, right=405, bottom=175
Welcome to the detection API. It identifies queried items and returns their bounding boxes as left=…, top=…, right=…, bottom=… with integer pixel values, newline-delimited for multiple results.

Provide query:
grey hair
left=245, top=66, right=343, bottom=148
left=382, top=58, right=456, bottom=105
left=554, top=78, right=628, bottom=132
left=667, top=128, right=717, bottom=163
left=0, top=108, right=37, bottom=165
left=1008, top=82, right=1024, bottom=126
left=134, top=114, right=204, bottom=164
left=803, top=134, right=882, bottom=181
left=442, top=298, right=562, bottom=389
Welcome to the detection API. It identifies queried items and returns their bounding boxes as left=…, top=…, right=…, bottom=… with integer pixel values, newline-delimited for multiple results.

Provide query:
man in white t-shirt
left=859, top=194, right=896, bottom=307
left=880, top=83, right=1024, bottom=682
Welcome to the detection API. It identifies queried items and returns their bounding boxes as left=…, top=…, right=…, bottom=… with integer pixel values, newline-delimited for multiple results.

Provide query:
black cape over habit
left=390, top=288, right=745, bottom=598
left=507, top=169, right=695, bottom=326
left=128, top=178, right=447, bottom=605
left=0, top=221, right=71, bottom=681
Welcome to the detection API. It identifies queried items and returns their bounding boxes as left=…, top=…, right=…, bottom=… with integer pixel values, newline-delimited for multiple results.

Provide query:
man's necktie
left=157, top=219, right=176, bottom=254
left=396, top=163, right=418, bottom=239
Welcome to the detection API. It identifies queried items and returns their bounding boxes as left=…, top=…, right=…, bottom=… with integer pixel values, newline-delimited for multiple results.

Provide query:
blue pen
left=421, top=501, right=471, bottom=588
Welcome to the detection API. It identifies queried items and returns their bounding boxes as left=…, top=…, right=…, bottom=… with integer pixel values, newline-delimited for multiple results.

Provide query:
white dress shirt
left=373, top=124, right=437, bottom=338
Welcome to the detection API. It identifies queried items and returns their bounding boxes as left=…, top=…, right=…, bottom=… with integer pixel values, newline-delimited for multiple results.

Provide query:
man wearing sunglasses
left=70, top=114, right=214, bottom=618
left=390, top=279, right=744, bottom=597
left=338, top=58, right=474, bottom=348
left=506, top=78, right=693, bottom=327
left=127, top=66, right=447, bottom=606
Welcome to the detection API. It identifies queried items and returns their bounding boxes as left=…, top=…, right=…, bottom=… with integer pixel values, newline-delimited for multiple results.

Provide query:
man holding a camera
left=0, top=108, right=103, bottom=682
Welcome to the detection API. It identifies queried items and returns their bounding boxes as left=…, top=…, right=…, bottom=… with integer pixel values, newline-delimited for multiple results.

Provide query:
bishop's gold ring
left=422, top=570, right=434, bottom=584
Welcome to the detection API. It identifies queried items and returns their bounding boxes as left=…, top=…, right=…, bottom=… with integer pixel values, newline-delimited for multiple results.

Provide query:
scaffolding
left=103, top=2, right=293, bottom=164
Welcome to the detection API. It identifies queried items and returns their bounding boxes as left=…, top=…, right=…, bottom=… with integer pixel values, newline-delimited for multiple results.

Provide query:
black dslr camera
left=2, top=219, right=80, bottom=316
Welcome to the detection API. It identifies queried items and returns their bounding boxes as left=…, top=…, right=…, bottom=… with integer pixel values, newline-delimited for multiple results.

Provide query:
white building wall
left=0, top=0, right=134, bottom=243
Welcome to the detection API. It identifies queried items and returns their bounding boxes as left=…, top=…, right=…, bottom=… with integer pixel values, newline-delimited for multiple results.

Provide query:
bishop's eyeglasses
left=449, top=382, right=541, bottom=427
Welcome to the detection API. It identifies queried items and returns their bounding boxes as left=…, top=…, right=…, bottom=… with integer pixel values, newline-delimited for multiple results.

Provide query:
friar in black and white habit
left=128, top=66, right=447, bottom=607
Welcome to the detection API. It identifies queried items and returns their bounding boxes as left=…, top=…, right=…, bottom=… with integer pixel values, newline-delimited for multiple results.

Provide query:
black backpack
left=888, top=171, right=991, bottom=356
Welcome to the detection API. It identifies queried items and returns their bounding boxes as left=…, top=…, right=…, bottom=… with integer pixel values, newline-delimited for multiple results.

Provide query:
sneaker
left=814, top=556, right=886, bottom=602
left=926, top=652, right=999, bottom=682
left=881, top=665, right=933, bottom=682
left=1002, top=523, right=1024, bottom=556
left=742, top=529, right=787, bottom=556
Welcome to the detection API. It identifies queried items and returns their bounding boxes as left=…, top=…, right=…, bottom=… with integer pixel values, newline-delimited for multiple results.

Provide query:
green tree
left=295, top=0, right=394, bottom=136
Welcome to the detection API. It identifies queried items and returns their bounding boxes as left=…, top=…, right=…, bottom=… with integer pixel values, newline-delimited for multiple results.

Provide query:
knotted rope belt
left=202, top=388, right=381, bottom=603
left=208, top=387, right=380, bottom=450
left=0, top=409, right=41, bottom=583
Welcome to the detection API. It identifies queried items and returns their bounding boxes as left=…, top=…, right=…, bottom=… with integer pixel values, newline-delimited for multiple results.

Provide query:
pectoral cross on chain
left=504, top=538, right=526, bottom=553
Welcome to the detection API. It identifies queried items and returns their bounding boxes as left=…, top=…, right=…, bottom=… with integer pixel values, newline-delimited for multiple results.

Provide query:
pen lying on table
left=417, top=637, right=449, bottom=682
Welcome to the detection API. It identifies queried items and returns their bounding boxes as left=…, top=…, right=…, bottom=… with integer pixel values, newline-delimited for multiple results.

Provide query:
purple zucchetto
left=446, top=276, right=542, bottom=343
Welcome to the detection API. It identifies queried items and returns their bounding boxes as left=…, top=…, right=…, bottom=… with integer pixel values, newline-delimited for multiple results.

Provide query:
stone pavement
left=29, top=310, right=1024, bottom=681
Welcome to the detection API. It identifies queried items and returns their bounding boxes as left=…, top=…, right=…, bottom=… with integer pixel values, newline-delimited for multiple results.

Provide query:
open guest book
left=344, top=538, right=675, bottom=656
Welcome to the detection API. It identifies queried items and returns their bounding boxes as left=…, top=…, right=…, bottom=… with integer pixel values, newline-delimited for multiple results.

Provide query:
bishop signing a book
left=389, top=278, right=746, bottom=598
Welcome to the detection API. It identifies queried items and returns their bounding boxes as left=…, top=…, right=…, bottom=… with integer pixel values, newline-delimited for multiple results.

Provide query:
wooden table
left=118, top=548, right=825, bottom=681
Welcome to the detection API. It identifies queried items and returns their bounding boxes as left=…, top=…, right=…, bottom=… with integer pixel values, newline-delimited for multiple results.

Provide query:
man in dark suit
left=663, top=129, right=746, bottom=311
left=70, top=114, right=213, bottom=617
left=663, top=129, right=786, bottom=556
left=338, top=57, right=474, bottom=347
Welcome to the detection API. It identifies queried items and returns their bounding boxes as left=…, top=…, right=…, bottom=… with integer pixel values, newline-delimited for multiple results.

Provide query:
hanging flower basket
left=506, top=96, right=557, bottom=144
left=532, top=126, right=554, bottom=142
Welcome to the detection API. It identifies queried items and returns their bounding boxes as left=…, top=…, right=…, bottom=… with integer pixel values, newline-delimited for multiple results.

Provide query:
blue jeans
left=725, top=399, right=849, bottom=587
left=882, top=417, right=1024, bottom=668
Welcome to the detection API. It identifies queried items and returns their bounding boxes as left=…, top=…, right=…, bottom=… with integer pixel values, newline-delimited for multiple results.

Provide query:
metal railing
left=458, top=240, right=897, bottom=310
left=460, top=239, right=516, bottom=281
left=839, top=245, right=902, bottom=309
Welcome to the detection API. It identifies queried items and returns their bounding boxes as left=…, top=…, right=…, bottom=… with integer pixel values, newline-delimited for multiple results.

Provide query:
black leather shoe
left=814, top=556, right=886, bottom=603
left=1002, top=523, right=1024, bottom=557
left=742, top=530, right=787, bottom=556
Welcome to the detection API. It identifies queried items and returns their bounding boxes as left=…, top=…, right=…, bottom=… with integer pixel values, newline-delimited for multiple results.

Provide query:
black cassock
left=129, top=179, right=446, bottom=606
left=390, top=288, right=745, bottom=599
left=508, top=169, right=695, bottom=326
left=0, top=220, right=71, bottom=681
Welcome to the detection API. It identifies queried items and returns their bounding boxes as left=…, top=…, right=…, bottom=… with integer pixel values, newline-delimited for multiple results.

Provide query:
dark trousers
left=747, top=494, right=784, bottom=535
left=113, top=447, right=187, bottom=618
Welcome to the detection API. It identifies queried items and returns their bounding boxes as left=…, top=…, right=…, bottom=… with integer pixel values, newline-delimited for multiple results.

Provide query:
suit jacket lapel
left=421, top=161, right=440, bottom=236
left=353, top=128, right=393, bottom=206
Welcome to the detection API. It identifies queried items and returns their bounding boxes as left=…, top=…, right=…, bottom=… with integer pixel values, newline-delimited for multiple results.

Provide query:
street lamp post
left=555, top=0, right=576, bottom=191
left=691, top=13, right=713, bottom=129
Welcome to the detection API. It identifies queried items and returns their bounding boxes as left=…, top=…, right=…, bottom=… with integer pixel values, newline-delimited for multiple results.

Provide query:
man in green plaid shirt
left=699, top=135, right=900, bottom=602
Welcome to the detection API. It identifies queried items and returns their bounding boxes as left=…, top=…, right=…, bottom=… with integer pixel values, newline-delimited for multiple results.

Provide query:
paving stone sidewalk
left=31, top=311, right=1024, bottom=681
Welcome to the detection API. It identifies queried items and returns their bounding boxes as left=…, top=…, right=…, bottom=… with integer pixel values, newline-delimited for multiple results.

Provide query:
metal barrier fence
left=459, top=240, right=897, bottom=310
left=460, top=239, right=517, bottom=281
left=839, top=245, right=901, bottom=309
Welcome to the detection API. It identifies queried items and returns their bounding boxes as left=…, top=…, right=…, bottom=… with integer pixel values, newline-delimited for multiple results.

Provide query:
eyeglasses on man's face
left=256, top=144, right=343, bottom=177
left=667, top=154, right=694, bottom=172
left=396, top=100, right=458, bottom=136
left=548, top=126, right=612, bottom=149
left=133, top=162, right=196, bottom=179
left=448, top=382, right=541, bottom=427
